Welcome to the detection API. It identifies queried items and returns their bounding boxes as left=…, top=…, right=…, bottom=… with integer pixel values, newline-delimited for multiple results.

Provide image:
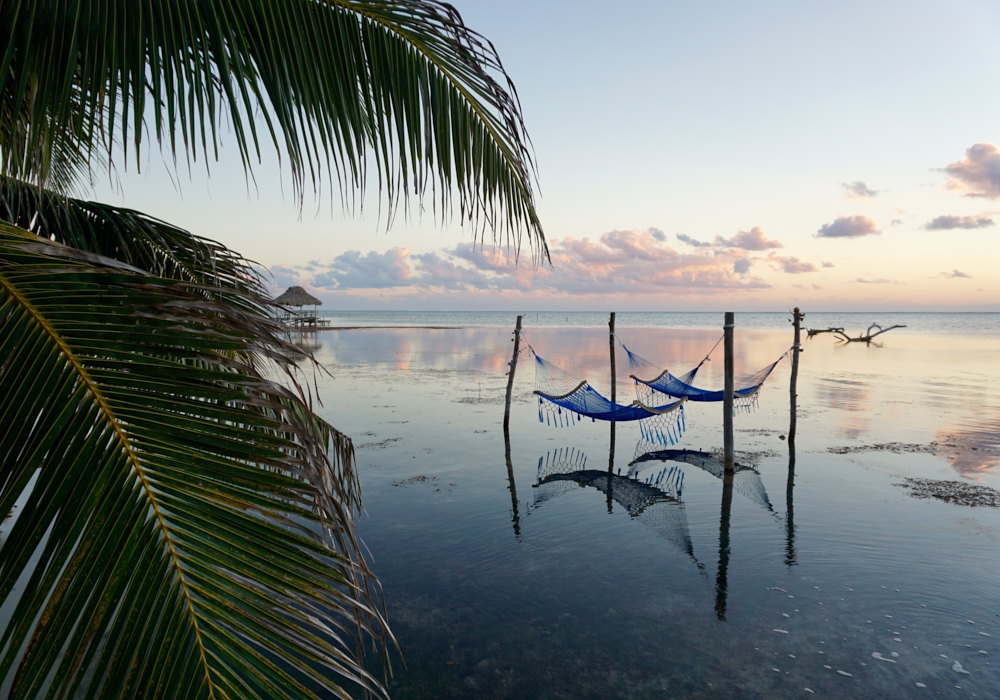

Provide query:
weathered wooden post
left=503, top=315, right=523, bottom=432
left=788, top=308, right=803, bottom=449
left=785, top=307, right=802, bottom=567
left=723, top=311, right=735, bottom=473
left=608, top=312, right=616, bottom=474
left=503, top=315, right=523, bottom=538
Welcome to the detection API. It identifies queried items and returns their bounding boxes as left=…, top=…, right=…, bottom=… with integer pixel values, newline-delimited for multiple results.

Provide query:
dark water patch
left=391, top=475, right=457, bottom=492
left=897, top=478, right=1000, bottom=507
left=827, top=442, right=938, bottom=455
left=358, top=437, right=403, bottom=449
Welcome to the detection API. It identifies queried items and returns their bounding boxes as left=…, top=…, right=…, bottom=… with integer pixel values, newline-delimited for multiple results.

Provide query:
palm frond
left=0, top=221, right=390, bottom=699
left=0, top=175, right=267, bottom=296
left=0, top=0, right=547, bottom=261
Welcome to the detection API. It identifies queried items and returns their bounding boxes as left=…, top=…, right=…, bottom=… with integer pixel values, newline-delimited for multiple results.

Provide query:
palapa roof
left=274, top=286, right=322, bottom=307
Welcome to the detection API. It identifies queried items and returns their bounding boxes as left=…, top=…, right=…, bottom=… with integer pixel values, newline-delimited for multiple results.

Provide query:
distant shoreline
left=299, top=325, right=464, bottom=331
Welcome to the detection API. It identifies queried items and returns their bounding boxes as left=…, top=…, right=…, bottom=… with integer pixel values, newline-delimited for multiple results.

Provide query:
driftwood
left=808, top=323, right=906, bottom=344
left=806, top=327, right=844, bottom=338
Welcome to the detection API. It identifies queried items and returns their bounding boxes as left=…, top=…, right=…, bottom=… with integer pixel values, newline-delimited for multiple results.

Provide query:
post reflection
left=607, top=428, right=615, bottom=514
left=785, top=442, right=797, bottom=568
left=503, top=424, right=521, bottom=540
left=715, top=472, right=734, bottom=621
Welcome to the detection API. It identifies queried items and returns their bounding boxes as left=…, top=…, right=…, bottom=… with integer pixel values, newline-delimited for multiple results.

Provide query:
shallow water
left=309, top=313, right=1000, bottom=699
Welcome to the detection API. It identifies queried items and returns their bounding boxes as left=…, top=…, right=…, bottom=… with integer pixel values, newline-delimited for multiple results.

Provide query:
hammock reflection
left=532, top=448, right=704, bottom=570
left=627, top=442, right=775, bottom=620
left=629, top=442, right=774, bottom=513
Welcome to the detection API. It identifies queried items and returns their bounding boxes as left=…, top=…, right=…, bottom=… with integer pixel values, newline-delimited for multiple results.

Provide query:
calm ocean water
left=320, top=310, right=1000, bottom=336
left=307, top=312, right=1000, bottom=699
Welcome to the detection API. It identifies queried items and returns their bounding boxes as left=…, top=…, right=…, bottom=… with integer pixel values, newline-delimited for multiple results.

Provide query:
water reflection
left=626, top=446, right=771, bottom=621
left=532, top=441, right=793, bottom=624
left=936, top=418, right=1000, bottom=479
left=533, top=448, right=701, bottom=567
left=503, top=424, right=521, bottom=539
left=786, top=378, right=797, bottom=568
left=785, top=444, right=797, bottom=569
left=311, top=322, right=1000, bottom=699
left=630, top=445, right=774, bottom=512
left=716, top=472, right=733, bottom=621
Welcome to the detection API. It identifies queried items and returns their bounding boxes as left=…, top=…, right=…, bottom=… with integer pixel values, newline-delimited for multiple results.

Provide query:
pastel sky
left=91, top=0, right=1000, bottom=310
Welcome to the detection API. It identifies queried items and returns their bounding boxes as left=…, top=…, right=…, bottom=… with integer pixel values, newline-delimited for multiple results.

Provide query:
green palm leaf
left=0, top=0, right=547, bottom=261
left=0, top=175, right=266, bottom=295
left=0, top=221, right=391, bottom=699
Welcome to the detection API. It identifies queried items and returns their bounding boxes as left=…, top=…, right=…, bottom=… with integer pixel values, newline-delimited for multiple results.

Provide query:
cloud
left=822, top=261, right=835, bottom=268
left=650, top=227, right=667, bottom=241
left=676, top=233, right=712, bottom=247
left=854, top=277, right=900, bottom=284
left=767, top=253, right=817, bottom=274
left=890, top=218, right=903, bottom=226
left=270, top=264, right=302, bottom=290
left=940, top=270, right=972, bottom=279
left=312, top=247, right=412, bottom=289
left=944, top=143, right=1000, bottom=198
left=537, top=228, right=770, bottom=294
left=288, top=228, right=772, bottom=299
left=713, top=226, right=783, bottom=250
left=924, top=215, right=995, bottom=230
left=841, top=181, right=878, bottom=199
left=817, top=215, right=881, bottom=238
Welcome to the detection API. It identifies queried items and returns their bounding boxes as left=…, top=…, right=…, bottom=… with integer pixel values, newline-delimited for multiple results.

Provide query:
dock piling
left=723, top=312, right=735, bottom=473
left=788, top=308, right=803, bottom=449
left=503, top=315, right=523, bottom=432
left=609, top=312, right=616, bottom=474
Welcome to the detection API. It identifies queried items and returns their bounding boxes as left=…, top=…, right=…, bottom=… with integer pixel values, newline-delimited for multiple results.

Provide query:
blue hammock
left=535, top=379, right=685, bottom=421
left=623, top=339, right=788, bottom=410
left=531, top=350, right=687, bottom=446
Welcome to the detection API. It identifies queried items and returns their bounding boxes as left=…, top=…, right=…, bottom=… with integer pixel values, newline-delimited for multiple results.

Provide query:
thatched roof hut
left=275, top=286, right=322, bottom=307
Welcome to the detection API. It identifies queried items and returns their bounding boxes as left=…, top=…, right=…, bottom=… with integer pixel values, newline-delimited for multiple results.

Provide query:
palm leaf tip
left=0, top=222, right=391, bottom=699
left=0, top=0, right=547, bottom=261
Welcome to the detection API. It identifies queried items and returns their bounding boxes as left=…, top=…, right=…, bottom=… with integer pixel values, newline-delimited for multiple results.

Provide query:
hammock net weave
left=532, top=351, right=686, bottom=447
left=629, top=442, right=773, bottom=512
left=532, top=448, right=588, bottom=510
left=533, top=449, right=697, bottom=561
left=624, top=339, right=786, bottom=414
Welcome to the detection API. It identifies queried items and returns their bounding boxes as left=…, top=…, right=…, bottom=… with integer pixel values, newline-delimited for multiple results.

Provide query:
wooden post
left=503, top=315, right=523, bottom=432
left=503, top=315, right=523, bottom=538
left=788, top=308, right=803, bottom=449
left=608, top=312, right=616, bottom=474
left=723, top=311, right=735, bottom=473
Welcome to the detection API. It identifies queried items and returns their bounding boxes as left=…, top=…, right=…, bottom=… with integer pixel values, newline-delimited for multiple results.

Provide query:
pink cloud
left=924, top=215, right=994, bottom=230
left=817, top=215, right=881, bottom=239
left=944, top=143, right=1000, bottom=198
left=841, top=181, right=879, bottom=199
left=766, top=253, right=817, bottom=274
left=714, top=226, right=783, bottom=250
left=282, top=228, right=771, bottom=299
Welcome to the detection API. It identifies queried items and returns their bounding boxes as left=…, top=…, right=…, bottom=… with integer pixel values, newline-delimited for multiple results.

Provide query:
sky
left=91, top=0, right=1000, bottom=311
